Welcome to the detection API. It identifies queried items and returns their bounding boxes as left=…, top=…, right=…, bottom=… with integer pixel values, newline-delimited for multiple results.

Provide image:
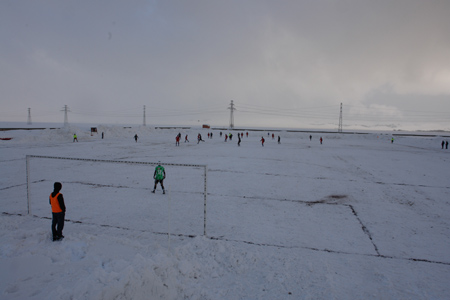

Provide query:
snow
left=1, top=124, right=449, bottom=299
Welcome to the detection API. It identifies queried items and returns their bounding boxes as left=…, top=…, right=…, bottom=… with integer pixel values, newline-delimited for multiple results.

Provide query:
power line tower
left=27, top=108, right=32, bottom=125
left=338, top=103, right=343, bottom=133
left=143, top=105, right=146, bottom=126
left=62, top=105, right=70, bottom=126
left=228, top=100, right=236, bottom=129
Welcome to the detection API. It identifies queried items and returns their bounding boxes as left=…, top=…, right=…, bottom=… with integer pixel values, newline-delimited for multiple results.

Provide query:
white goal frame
left=26, top=155, right=208, bottom=235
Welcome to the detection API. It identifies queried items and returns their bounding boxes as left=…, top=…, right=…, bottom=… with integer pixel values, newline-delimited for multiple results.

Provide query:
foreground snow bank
left=0, top=215, right=265, bottom=300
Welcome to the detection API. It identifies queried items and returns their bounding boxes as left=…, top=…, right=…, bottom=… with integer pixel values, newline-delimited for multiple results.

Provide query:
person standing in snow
left=73, top=134, right=78, bottom=142
left=238, top=134, right=241, bottom=146
left=152, top=163, right=166, bottom=194
left=446, top=141, right=449, bottom=149
left=260, top=136, right=265, bottom=147
left=175, top=135, right=180, bottom=146
left=134, top=134, right=138, bottom=143
left=320, top=137, right=323, bottom=144
left=185, top=134, right=189, bottom=143
left=278, top=136, right=281, bottom=144
left=49, top=182, right=66, bottom=241
left=442, top=141, right=445, bottom=149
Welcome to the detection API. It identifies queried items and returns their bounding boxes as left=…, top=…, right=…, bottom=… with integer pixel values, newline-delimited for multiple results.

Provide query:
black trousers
left=52, top=212, right=65, bottom=237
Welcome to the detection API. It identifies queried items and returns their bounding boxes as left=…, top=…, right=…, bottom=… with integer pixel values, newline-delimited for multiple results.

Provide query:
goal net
left=26, top=155, right=208, bottom=236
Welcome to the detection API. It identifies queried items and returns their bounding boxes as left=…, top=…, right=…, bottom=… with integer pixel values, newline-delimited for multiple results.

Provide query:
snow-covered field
left=1, top=125, right=449, bottom=299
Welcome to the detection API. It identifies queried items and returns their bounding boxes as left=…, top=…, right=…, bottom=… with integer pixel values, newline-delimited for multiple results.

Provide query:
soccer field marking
left=347, top=204, right=380, bottom=256
left=209, top=193, right=382, bottom=256
left=2, top=176, right=379, bottom=258
left=2, top=212, right=449, bottom=266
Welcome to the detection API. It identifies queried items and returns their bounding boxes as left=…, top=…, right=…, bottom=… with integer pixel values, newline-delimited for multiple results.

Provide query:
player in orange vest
left=49, top=182, right=66, bottom=241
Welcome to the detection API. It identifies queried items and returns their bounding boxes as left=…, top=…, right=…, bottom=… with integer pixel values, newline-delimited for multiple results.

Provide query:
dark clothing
left=153, top=179, right=165, bottom=193
left=52, top=212, right=65, bottom=240
left=154, top=179, right=164, bottom=186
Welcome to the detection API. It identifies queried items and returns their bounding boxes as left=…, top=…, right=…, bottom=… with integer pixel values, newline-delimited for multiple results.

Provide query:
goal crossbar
left=26, top=155, right=208, bottom=235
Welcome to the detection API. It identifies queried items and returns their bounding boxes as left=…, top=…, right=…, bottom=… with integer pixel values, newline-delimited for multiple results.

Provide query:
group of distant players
left=172, top=131, right=291, bottom=147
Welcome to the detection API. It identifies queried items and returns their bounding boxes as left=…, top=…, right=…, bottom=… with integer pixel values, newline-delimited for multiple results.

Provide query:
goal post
left=26, top=155, right=208, bottom=236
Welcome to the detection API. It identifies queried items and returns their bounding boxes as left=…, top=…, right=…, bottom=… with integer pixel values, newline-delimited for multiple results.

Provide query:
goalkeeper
left=152, top=162, right=166, bottom=194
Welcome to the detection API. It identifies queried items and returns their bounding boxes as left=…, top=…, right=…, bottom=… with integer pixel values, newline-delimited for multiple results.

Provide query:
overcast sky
left=1, top=0, right=449, bottom=130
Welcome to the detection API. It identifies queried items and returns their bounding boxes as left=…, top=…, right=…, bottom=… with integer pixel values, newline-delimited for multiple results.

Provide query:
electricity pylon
left=228, top=100, right=236, bottom=129
left=62, top=105, right=70, bottom=126
left=27, top=108, right=32, bottom=125
left=143, top=105, right=146, bottom=126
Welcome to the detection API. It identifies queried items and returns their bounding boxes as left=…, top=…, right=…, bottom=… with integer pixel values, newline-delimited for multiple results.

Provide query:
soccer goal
left=26, top=155, right=208, bottom=236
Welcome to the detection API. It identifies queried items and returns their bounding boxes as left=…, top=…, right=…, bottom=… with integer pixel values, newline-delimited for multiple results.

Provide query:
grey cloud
left=1, top=0, right=449, bottom=129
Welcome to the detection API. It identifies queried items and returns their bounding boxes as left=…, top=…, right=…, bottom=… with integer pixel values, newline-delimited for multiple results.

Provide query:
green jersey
left=154, top=165, right=165, bottom=180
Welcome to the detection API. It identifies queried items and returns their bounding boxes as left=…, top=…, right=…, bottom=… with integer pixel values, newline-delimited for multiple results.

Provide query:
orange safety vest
left=50, top=192, right=63, bottom=213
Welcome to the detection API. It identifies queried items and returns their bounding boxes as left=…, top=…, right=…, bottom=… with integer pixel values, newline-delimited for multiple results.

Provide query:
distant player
left=175, top=135, right=180, bottom=146
left=238, top=134, right=241, bottom=146
left=73, top=133, right=78, bottom=142
left=152, top=163, right=166, bottom=194
left=260, top=136, right=265, bottom=147
left=185, top=134, right=189, bottom=143
left=197, top=134, right=204, bottom=144
left=134, top=134, right=138, bottom=143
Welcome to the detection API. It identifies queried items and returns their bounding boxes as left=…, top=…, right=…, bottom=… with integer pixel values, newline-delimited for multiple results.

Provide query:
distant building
left=202, top=124, right=210, bottom=129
